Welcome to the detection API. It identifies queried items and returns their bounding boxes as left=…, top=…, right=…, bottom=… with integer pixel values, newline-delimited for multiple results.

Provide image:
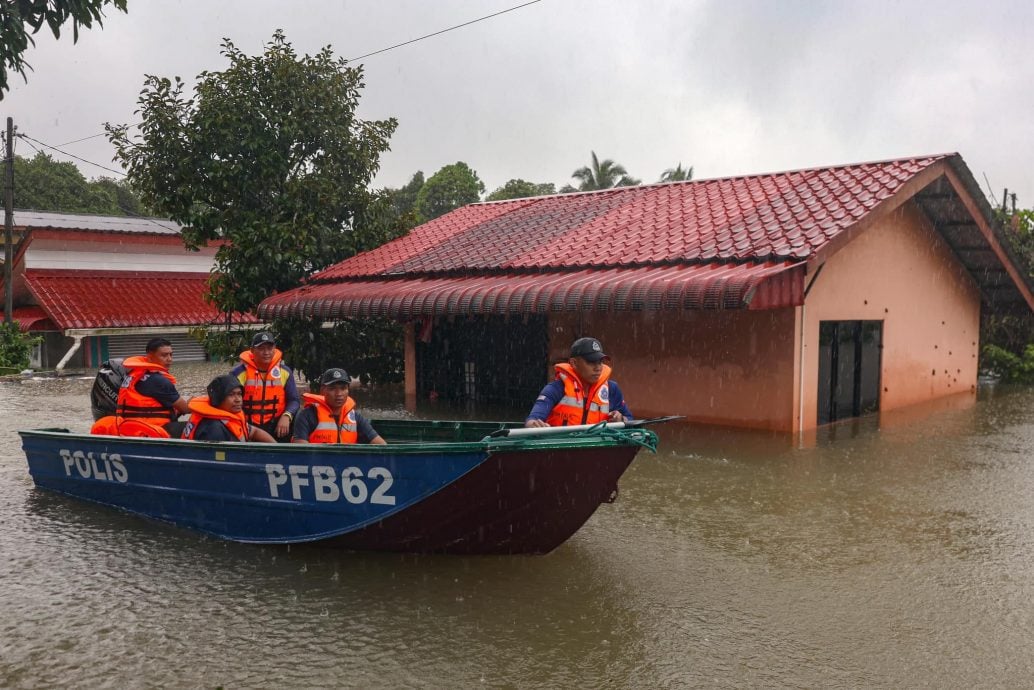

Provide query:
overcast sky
left=5, top=0, right=1033, bottom=208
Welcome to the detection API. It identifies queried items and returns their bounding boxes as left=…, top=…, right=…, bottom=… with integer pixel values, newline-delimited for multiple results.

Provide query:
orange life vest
left=116, top=356, right=179, bottom=427
left=181, top=396, right=249, bottom=441
left=302, top=392, right=358, bottom=444
left=545, top=362, right=612, bottom=427
left=90, top=415, right=170, bottom=438
left=238, top=349, right=289, bottom=426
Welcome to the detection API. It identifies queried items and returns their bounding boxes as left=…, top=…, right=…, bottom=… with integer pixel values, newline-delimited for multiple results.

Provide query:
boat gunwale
left=18, top=426, right=648, bottom=454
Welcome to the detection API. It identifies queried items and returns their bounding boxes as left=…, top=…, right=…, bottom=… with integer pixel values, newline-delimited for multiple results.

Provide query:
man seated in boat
left=229, top=331, right=301, bottom=441
left=291, top=368, right=387, bottom=445
left=181, top=374, right=276, bottom=442
left=525, top=337, right=633, bottom=428
left=97, top=337, right=191, bottom=437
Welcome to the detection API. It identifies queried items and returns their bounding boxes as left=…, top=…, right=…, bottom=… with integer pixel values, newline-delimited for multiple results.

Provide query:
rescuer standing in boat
left=229, top=331, right=301, bottom=441
left=525, top=337, right=633, bottom=428
left=292, top=368, right=387, bottom=445
left=181, top=374, right=276, bottom=442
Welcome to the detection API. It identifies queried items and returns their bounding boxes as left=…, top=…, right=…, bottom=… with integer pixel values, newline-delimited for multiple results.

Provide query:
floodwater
left=1, top=362, right=1033, bottom=688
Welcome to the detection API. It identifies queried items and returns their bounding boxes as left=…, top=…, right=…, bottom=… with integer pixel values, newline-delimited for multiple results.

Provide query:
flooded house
left=260, top=154, right=1034, bottom=433
left=0, top=210, right=248, bottom=369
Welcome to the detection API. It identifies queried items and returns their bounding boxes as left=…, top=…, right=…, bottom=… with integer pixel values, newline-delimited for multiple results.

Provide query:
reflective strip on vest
left=314, top=421, right=357, bottom=433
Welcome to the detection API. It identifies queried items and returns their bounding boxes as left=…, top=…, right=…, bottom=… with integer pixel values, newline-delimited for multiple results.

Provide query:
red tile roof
left=314, top=154, right=948, bottom=281
left=0, top=306, right=57, bottom=331
left=262, top=153, right=1034, bottom=318
left=22, top=269, right=258, bottom=330
left=261, top=262, right=805, bottom=318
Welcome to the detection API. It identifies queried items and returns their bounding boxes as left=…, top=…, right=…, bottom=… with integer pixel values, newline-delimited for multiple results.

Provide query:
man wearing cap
left=230, top=331, right=301, bottom=441
left=292, top=368, right=387, bottom=445
left=181, top=374, right=276, bottom=442
left=525, top=337, right=633, bottom=428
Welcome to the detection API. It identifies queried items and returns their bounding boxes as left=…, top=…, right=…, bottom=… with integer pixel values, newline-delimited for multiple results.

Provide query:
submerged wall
left=548, top=308, right=798, bottom=431
left=798, top=200, right=981, bottom=430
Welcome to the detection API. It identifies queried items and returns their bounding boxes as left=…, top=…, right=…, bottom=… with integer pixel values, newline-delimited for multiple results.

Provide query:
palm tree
left=571, top=151, right=641, bottom=191
left=660, top=163, right=694, bottom=182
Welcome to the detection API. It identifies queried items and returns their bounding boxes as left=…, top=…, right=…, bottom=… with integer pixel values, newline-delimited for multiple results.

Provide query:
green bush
left=0, top=322, right=41, bottom=370
left=981, top=343, right=1034, bottom=384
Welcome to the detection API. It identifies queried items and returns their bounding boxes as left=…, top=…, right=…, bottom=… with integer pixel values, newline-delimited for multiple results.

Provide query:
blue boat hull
left=20, top=424, right=643, bottom=554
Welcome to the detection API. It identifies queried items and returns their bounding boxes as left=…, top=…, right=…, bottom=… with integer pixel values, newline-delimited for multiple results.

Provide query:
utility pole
left=4, top=116, right=13, bottom=326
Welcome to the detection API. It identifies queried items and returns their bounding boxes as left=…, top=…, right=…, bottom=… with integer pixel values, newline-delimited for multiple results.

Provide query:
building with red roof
left=0, top=210, right=252, bottom=369
left=259, top=154, right=1034, bottom=433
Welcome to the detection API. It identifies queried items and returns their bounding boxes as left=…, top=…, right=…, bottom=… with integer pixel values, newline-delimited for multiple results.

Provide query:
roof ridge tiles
left=472, top=153, right=953, bottom=205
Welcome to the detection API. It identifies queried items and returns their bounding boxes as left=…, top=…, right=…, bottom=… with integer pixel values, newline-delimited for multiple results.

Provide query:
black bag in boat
left=90, top=358, right=127, bottom=421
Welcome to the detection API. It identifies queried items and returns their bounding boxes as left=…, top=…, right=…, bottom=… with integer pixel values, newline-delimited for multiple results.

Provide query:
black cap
left=570, top=337, right=607, bottom=363
left=251, top=331, right=276, bottom=347
left=319, top=368, right=351, bottom=386
left=207, top=374, right=243, bottom=407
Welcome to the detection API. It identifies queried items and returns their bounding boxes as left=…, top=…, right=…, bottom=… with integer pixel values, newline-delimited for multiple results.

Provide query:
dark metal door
left=817, top=320, right=883, bottom=425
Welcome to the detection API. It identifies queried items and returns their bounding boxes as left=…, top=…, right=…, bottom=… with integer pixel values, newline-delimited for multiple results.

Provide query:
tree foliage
left=415, top=161, right=484, bottom=221
left=981, top=344, right=1034, bottom=384
left=197, top=316, right=404, bottom=388
left=12, top=151, right=147, bottom=214
left=0, top=0, right=127, bottom=95
left=106, top=30, right=399, bottom=316
left=486, top=178, right=556, bottom=201
left=979, top=206, right=1034, bottom=380
left=571, top=151, right=640, bottom=191
left=90, top=176, right=149, bottom=215
left=660, top=163, right=693, bottom=182
left=377, top=170, right=424, bottom=234
left=0, top=322, right=40, bottom=370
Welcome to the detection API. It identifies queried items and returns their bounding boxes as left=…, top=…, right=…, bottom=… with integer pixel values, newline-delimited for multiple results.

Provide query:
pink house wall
left=548, top=308, right=798, bottom=430
left=795, top=200, right=981, bottom=431
left=544, top=200, right=981, bottom=433
left=402, top=203, right=983, bottom=433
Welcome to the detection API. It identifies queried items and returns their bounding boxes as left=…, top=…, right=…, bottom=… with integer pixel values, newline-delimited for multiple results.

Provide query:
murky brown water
left=1, top=362, right=1032, bottom=688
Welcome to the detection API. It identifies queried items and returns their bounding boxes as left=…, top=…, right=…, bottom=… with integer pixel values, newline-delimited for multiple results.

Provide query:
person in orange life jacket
left=116, top=337, right=191, bottom=436
left=291, top=368, right=387, bottom=445
left=181, top=374, right=276, bottom=442
left=525, top=337, right=633, bottom=428
left=229, top=331, right=301, bottom=440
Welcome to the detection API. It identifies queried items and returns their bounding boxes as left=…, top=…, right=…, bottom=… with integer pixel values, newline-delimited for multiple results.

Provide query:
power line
left=57, top=131, right=114, bottom=147
left=38, top=3, right=545, bottom=151
left=16, top=133, right=126, bottom=177
left=57, top=122, right=142, bottom=148
left=348, top=0, right=543, bottom=62
left=12, top=132, right=177, bottom=232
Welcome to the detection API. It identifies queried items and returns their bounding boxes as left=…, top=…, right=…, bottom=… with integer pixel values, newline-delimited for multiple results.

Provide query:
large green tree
left=106, top=30, right=398, bottom=316
left=90, top=176, right=149, bottom=215
left=0, top=0, right=127, bottom=95
left=376, top=170, right=424, bottom=234
left=571, top=151, right=640, bottom=191
left=12, top=151, right=146, bottom=214
left=388, top=171, right=424, bottom=218
left=486, top=178, right=556, bottom=201
left=415, top=161, right=484, bottom=221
